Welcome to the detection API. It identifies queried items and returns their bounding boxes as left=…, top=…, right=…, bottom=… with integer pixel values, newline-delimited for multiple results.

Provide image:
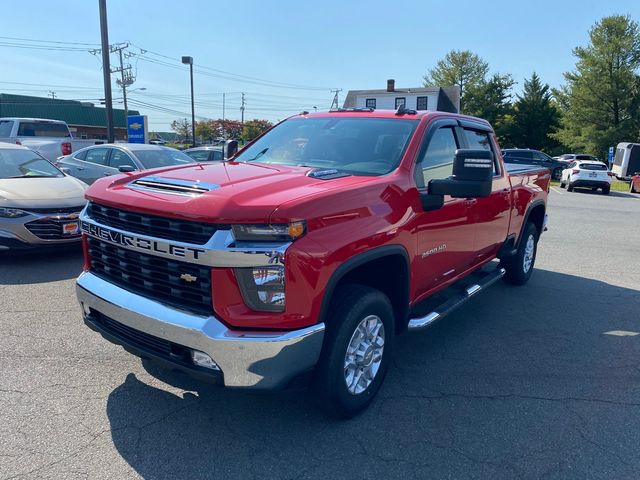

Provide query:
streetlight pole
left=181, top=56, right=196, bottom=146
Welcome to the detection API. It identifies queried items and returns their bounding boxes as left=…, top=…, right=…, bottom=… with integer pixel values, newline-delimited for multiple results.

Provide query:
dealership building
left=0, top=93, right=139, bottom=140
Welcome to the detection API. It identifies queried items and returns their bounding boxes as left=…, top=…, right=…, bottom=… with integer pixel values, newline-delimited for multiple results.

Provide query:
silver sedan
left=56, top=143, right=195, bottom=185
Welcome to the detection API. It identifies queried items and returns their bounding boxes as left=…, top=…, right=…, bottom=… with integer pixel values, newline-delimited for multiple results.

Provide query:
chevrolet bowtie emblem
left=180, top=273, right=198, bottom=283
left=129, top=122, right=142, bottom=130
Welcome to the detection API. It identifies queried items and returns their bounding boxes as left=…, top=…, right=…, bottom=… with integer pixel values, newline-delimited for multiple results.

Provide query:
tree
left=510, top=72, right=561, bottom=152
left=423, top=50, right=489, bottom=111
left=553, top=15, right=640, bottom=158
left=242, top=119, right=274, bottom=141
left=170, top=118, right=191, bottom=139
left=195, top=120, right=215, bottom=143
left=464, top=73, right=516, bottom=145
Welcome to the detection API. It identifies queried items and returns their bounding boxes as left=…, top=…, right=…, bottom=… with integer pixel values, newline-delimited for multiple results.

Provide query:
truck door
left=460, top=127, right=511, bottom=262
left=412, top=120, right=476, bottom=297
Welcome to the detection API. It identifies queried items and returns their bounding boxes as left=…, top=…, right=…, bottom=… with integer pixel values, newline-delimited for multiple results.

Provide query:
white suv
left=560, top=160, right=612, bottom=194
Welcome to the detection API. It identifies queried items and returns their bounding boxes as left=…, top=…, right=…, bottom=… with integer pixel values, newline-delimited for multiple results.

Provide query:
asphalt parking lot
left=1, top=188, right=639, bottom=480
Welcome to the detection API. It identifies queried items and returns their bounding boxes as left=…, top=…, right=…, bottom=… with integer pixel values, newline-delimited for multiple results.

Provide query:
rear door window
left=84, top=148, right=110, bottom=166
left=0, top=120, right=14, bottom=137
left=463, top=128, right=499, bottom=174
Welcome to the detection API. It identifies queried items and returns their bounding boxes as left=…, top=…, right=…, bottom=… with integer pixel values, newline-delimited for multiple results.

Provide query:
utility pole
left=110, top=42, right=134, bottom=137
left=98, top=0, right=114, bottom=143
left=330, top=89, right=342, bottom=110
left=48, top=91, right=56, bottom=99
left=222, top=93, right=226, bottom=140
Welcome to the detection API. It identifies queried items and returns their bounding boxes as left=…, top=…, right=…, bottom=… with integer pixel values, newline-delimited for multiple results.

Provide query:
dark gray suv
left=502, top=149, right=565, bottom=180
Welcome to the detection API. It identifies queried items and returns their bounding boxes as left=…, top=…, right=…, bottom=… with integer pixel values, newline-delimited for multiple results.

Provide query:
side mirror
left=118, top=165, right=136, bottom=173
left=429, top=149, right=493, bottom=198
left=224, top=140, right=239, bottom=159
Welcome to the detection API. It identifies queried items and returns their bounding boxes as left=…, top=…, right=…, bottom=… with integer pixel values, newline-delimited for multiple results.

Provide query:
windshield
left=234, top=117, right=419, bottom=175
left=17, top=121, right=70, bottom=138
left=131, top=148, right=195, bottom=169
left=0, top=148, right=63, bottom=178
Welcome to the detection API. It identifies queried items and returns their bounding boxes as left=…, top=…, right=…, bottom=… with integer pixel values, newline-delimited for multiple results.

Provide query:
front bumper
left=76, top=272, right=325, bottom=390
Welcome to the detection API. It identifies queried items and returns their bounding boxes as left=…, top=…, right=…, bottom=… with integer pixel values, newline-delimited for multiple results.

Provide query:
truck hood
left=85, top=162, right=373, bottom=223
left=0, top=176, right=88, bottom=208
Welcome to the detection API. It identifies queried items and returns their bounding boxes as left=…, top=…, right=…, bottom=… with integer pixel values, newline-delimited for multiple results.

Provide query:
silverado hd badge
left=81, top=221, right=206, bottom=261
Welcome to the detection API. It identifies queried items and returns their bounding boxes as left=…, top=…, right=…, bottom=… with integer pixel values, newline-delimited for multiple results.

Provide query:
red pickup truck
left=76, top=108, right=549, bottom=417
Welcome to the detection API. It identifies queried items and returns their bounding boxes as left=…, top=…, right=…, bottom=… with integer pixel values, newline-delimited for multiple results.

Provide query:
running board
left=407, top=267, right=506, bottom=331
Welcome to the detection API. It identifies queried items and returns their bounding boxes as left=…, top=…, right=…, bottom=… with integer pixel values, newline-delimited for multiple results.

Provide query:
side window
left=84, top=148, right=110, bottom=166
left=418, top=127, right=458, bottom=186
left=109, top=149, right=137, bottom=169
left=0, top=120, right=14, bottom=136
left=187, top=150, right=212, bottom=162
left=212, top=150, right=223, bottom=161
left=365, top=98, right=376, bottom=109
left=463, top=129, right=499, bottom=174
left=532, top=151, right=552, bottom=163
left=74, top=150, right=87, bottom=161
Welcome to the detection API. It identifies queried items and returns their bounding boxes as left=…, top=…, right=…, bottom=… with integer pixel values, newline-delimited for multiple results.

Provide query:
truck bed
left=505, top=163, right=552, bottom=176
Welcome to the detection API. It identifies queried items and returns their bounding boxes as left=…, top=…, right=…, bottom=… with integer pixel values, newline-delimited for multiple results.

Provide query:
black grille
left=25, top=206, right=85, bottom=214
left=86, top=203, right=227, bottom=245
left=99, top=313, right=172, bottom=356
left=87, top=237, right=212, bottom=316
left=25, top=218, right=81, bottom=240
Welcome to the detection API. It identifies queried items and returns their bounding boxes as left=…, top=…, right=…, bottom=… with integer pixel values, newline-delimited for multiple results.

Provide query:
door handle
left=103, top=172, right=112, bottom=176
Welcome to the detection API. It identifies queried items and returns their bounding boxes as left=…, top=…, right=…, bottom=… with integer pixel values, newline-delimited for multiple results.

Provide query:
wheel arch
left=518, top=200, right=546, bottom=246
left=318, top=245, right=410, bottom=334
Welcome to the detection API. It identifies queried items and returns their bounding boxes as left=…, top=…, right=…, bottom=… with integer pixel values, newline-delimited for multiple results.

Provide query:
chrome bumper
left=76, top=272, right=325, bottom=390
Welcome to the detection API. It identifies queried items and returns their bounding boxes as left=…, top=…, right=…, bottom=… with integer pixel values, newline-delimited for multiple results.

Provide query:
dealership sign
left=127, top=115, right=148, bottom=144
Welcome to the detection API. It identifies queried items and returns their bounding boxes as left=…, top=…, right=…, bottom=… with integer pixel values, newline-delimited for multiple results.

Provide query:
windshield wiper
left=9, top=175, right=55, bottom=178
left=243, top=147, right=269, bottom=163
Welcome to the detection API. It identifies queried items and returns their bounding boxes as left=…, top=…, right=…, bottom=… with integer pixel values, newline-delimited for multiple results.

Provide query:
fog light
left=191, top=350, right=220, bottom=371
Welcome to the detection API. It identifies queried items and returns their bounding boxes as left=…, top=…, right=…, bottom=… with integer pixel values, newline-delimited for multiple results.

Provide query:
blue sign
left=608, top=146, right=614, bottom=163
left=127, top=115, right=148, bottom=144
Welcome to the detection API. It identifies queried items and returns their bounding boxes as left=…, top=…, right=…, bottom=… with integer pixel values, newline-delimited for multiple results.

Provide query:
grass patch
left=550, top=179, right=630, bottom=192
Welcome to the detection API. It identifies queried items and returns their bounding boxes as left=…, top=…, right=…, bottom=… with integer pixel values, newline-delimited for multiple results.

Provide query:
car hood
left=0, top=176, right=88, bottom=208
left=85, top=161, right=374, bottom=223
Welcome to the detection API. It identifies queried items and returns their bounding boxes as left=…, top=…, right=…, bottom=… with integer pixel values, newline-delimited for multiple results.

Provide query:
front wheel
left=502, top=222, right=539, bottom=286
left=313, top=285, right=394, bottom=418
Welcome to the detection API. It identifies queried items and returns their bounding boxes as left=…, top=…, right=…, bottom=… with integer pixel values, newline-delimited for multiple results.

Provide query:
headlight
left=235, top=266, right=285, bottom=312
left=0, top=207, right=30, bottom=218
left=232, top=222, right=305, bottom=242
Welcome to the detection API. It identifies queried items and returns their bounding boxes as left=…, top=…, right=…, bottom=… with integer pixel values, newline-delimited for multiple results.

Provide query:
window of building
left=416, top=96, right=428, bottom=110
left=365, top=98, right=376, bottom=109
left=395, top=97, right=406, bottom=109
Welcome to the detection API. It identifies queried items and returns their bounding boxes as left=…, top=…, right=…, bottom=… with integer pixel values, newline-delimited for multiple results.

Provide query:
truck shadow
left=0, top=247, right=83, bottom=284
left=570, top=188, right=637, bottom=199
left=104, top=268, right=640, bottom=479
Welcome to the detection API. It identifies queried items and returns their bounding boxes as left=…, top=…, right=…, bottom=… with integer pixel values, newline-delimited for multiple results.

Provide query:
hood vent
left=128, top=176, right=219, bottom=196
left=306, top=168, right=351, bottom=180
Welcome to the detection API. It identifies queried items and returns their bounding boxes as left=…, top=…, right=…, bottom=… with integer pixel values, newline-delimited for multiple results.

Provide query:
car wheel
left=602, top=186, right=610, bottom=195
left=631, top=182, right=637, bottom=194
left=313, top=284, right=394, bottom=419
left=552, top=168, right=562, bottom=181
left=567, top=182, right=574, bottom=192
left=502, top=222, right=538, bottom=286
left=559, top=177, right=566, bottom=188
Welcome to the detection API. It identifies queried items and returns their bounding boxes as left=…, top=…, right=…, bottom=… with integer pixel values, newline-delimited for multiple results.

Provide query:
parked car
left=56, top=144, right=195, bottom=185
left=184, top=146, right=224, bottom=162
left=76, top=109, right=549, bottom=417
left=149, top=138, right=168, bottom=145
left=612, top=142, right=640, bottom=180
left=502, top=148, right=565, bottom=180
left=0, top=117, right=102, bottom=162
left=559, top=160, right=612, bottom=194
left=0, top=142, right=87, bottom=251
left=629, top=174, right=640, bottom=193
left=557, top=153, right=600, bottom=162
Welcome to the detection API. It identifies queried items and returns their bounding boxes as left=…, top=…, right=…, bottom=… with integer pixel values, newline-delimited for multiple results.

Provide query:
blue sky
left=1, top=0, right=638, bottom=130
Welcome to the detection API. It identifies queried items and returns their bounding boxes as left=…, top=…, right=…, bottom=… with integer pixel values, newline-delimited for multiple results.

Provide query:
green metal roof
left=0, top=93, right=139, bottom=129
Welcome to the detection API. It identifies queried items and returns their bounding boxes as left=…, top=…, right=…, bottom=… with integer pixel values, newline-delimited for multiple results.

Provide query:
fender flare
left=516, top=199, right=546, bottom=248
left=317, top=245, right=411, bottom=328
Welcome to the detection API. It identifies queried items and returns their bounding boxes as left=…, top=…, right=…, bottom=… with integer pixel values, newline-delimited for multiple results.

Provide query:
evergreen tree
left=553, top=15, right=640, bottom=158
left=465, top=73, right=516, bottom=146
left=511, top=72, right=561, bottom=152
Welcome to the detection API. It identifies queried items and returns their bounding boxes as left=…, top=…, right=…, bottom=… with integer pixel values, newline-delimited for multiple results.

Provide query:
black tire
left=559, top=178, right=566, bottom=188
left=567, top=182, right=574, bottom=192
left=630, top=182, right=636, bottom=194
left=313, top=284, right=394, bottom=419
left=502, top=222, right=538, bottom=286
left=602, top=186, right=610, bottom=195
left=552, top=168, right=562, bottom=181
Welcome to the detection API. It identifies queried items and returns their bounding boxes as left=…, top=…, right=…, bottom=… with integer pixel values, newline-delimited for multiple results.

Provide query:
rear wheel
left=631, top=182, right=637, bottom=194
left=313, top=285, right=394, bottom=418
left=502, top=222, right=538, bottom=286
left=567, top=182, right=574, bottom=192
left=559, top=177, right=566, bottom=188
left=602, top=186, right=610, bottom=195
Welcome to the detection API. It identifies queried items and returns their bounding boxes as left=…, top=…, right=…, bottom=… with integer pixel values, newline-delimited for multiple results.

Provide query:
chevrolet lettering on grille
left=81, top=221, right=206, bottom=261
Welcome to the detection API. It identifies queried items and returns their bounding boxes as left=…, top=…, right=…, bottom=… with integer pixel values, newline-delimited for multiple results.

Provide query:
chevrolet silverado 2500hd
left=76, top=109, right=549, bottom=417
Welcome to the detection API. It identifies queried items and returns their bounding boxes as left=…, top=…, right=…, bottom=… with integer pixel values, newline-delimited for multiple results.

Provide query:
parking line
left=551, top=187, right=564, bottom=195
